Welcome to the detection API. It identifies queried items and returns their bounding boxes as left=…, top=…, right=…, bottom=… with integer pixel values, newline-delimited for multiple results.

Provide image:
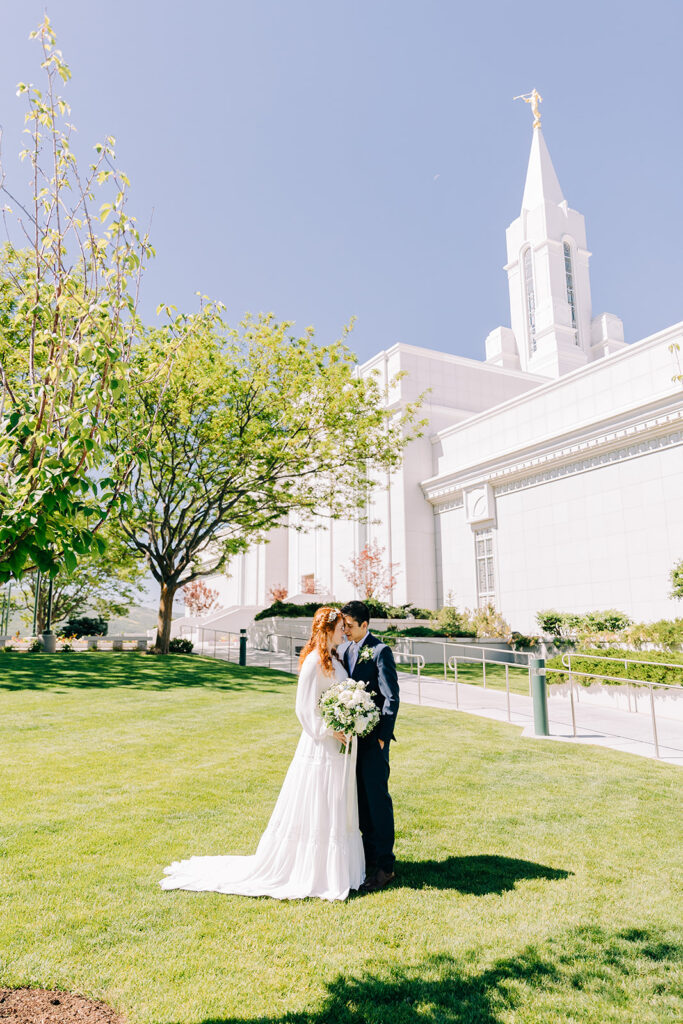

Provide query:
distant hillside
left=3, top=604, right=181, bottom=637
left=106, top=606, right=161, bottom=634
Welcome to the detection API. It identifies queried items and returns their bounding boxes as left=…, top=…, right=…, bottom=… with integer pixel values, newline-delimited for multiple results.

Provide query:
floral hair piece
left=327, top=609, right=339, bottom=624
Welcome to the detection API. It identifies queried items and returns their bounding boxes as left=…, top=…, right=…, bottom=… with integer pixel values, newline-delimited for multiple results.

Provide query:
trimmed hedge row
left=547, top=647, right=683, bottom=688
left=254, top=600, right=435, bottom=622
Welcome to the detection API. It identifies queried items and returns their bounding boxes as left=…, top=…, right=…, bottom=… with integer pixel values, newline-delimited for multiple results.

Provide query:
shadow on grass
left=191, top=926, right=682, bottom=1023
left=0, top=652, right=293, bottom=694
left=392, top=854, right=572, bottom=894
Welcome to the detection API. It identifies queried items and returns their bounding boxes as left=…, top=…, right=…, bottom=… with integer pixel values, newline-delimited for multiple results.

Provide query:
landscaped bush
left=436, top=605, right=476, bottom=637
left=401, top=605, right=436, bottom=620
left=62, top=615, right=108, bottom=638
left=547, top=647, right=683, bottom=687
left=168, top=637, right=194, bottom=654
left=536, top=610, right=593, bottom=634
left=536, top=609, right=683, bottom=651
left=622, top=618, right=683, bottom=650
left=509, top=631, right=541, bottom=651
left=470, top=604, right=511, bottom=639
left=379, top=625, right=443, bottom=638
left=254, top=598, right=409, bottom=621
left=254, top=601, right=339, bottom=621
left=584, top=609, right=632, bottom=632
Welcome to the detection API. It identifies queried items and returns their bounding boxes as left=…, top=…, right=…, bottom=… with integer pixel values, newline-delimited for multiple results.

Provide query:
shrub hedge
left=253, top=599, right=434, bottom=622
left=547, top=646, right=683, bottom=688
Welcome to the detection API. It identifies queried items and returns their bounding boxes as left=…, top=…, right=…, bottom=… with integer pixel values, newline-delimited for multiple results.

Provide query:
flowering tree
left=342, top=541, right=399, bottom=601
left=301, top=575, right=322, bottom=595
left=268, top=583, right=288, bottom=602
left=183, top=580, right=220, bottom=617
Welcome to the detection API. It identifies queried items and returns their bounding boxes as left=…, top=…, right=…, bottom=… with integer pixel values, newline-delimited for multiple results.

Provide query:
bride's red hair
left=298, top=606, right=342, bottom=676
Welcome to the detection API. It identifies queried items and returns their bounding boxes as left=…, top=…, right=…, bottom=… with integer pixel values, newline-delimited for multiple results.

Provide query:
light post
left=41, top=575, right=56, bottom=653
left=32, top=570, right=42, bottom=637
left=1, top=580, right=12, bottom=637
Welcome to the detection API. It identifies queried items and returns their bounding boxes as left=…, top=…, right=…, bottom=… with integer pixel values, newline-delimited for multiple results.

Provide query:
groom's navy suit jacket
left=342, top=633, right=400, bottom=744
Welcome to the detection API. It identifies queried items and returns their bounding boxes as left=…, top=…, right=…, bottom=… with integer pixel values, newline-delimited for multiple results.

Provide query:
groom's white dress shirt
left=347, top=634, right=368, bottom=675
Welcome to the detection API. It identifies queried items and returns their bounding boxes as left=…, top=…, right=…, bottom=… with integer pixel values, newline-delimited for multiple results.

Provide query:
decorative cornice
left=423, top=405, right=683, bottom=506
left=488, top=407, right=683, bottom=486
left=433, top=494, right=464, bottom=515
left=494, top=424, right=683, bottom=497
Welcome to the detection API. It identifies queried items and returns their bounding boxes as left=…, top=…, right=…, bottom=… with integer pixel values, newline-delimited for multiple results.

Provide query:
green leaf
left=63, top=549, right=78, bottom=574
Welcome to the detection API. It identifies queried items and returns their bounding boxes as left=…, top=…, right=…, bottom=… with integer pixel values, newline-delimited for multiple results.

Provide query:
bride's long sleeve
left=296, top=656, right=330, bottom=740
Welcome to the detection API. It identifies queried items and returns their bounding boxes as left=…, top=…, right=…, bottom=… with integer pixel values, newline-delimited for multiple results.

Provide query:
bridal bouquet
left=318, top=679, right=380, bottom=753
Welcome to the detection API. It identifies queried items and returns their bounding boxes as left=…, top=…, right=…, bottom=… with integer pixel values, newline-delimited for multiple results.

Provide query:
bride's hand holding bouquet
left=319, top=679, right=380, bottom=753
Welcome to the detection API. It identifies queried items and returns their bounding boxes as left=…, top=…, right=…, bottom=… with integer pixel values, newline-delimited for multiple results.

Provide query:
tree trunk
left=155, top=581, right=177, bottom=654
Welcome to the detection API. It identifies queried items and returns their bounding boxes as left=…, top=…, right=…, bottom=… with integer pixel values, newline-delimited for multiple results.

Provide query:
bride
left=160, top=607, right=365, bottom=901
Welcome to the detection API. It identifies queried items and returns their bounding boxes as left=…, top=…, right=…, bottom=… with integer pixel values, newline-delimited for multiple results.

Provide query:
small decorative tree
left=342, top=541, right=399, bottom=601
left=670, top=558, right=683, bottom=600
left=300, top=575, right=321, bottom=595
left=183, top=580, right=220, bottom=617
left=268, top=583, right=289, bottom=602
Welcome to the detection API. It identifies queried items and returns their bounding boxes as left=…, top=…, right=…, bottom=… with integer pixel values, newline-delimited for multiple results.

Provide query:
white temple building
left=202, top=117, right=683, bottom=633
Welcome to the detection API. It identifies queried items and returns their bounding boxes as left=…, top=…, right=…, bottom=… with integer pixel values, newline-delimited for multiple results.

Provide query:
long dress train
left=159, top=651, right=365, bottom=901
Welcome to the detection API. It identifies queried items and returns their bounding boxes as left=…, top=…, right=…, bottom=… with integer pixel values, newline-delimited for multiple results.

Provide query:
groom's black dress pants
left=356, top=735, right=395, bottom=873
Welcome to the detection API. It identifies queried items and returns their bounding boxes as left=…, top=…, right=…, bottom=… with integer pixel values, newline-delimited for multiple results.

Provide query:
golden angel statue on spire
left=513, top=89, right=543, bottom=127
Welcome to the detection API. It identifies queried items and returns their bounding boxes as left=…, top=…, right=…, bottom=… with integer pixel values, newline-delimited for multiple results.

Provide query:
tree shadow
left=391, top=854, right=572, bottom=895
left=189, top=925, right=682, bottom=1024
left=0, top=651, right=293, bottom=693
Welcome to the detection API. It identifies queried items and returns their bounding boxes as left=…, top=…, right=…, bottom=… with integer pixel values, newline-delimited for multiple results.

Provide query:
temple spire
left=520, top=125, right=565, bottom=212
left=485, top=95, right=626, bottom=379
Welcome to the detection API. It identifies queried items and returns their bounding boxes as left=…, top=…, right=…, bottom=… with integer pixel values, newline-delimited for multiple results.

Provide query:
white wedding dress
left=160, top=651, right=365, bottom=901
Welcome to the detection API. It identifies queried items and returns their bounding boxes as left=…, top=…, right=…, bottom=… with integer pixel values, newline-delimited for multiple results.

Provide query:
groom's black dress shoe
left=360, top=868, right=396, bottom=893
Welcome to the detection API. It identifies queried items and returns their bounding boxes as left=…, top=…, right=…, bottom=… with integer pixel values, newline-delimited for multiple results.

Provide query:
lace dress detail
left=160, top=652, right=365, bottom=901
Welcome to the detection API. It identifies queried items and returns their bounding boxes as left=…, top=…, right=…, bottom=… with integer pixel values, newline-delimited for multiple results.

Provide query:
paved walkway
left=397, top=670, right=683, bottom=767
left=214, top=647, right=683, bottom=768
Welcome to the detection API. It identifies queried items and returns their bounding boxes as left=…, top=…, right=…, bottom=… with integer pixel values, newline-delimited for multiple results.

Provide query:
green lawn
left=1, top=651, right=681, bottom=1024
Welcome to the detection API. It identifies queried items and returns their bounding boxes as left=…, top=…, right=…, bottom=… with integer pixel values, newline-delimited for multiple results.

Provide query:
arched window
left=523, top=248, right=537, bottom=356
left=563, top=241, right=579, bottom=343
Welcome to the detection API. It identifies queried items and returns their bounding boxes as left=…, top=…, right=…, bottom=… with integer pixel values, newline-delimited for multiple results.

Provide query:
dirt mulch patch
left=0, top=990, right=124, bottom=1024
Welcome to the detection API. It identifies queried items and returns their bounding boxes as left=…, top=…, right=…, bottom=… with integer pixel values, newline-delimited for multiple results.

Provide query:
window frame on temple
left=522, top=246, right=537, bottom=357
left=563, top=237, right=580, bottom=345
left=474, top=528, right=496, bottom=609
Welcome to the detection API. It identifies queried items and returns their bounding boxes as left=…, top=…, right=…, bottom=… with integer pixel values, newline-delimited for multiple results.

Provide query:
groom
left=341, top=600, right=400, bottom=893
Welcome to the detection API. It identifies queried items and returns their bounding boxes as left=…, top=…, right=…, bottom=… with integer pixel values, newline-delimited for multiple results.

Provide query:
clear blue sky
left=1, top=1, right=682, bottom=364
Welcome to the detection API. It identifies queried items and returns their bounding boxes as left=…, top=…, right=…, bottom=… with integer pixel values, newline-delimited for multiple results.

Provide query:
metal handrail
left=263, top=632, right=308, bottom=673
left=446, top=654, right=515, bottom=720
left=549, top=666, right=681, bottom=691
left=546, top=665, right=682, bottom=759
left=561, top=651, right=683, bottom=672
left=395, top=636, right=531, bottom=658
left=394, top=636, right=531, bottom=694
left=395, top=652, right=425, bottom=703
left=179, top=624, right=242, bottom=661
